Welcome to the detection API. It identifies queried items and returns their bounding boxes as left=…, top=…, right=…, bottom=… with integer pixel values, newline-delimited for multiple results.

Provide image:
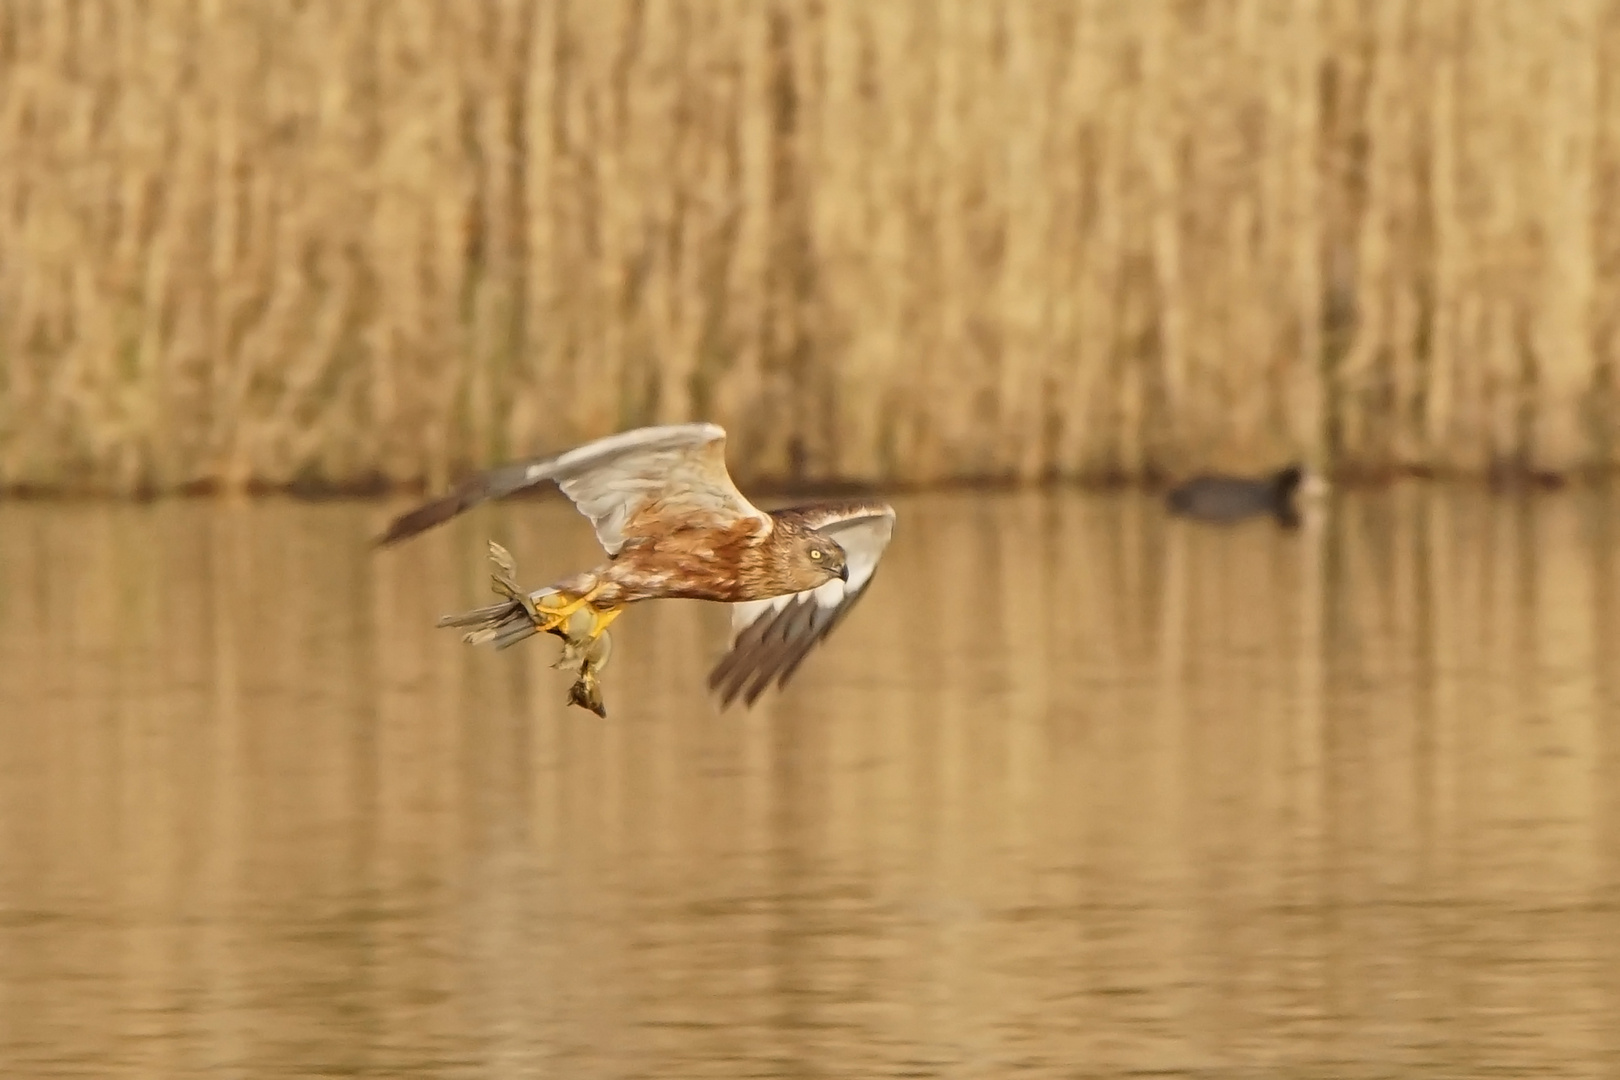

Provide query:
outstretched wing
left=707, top=501, right=896, bottom=709
left=374, top=423, right=769, bottom=555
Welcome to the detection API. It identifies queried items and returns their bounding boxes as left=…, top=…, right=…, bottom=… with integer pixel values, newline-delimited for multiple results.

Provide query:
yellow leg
left=529, top=583, right=604, bottom=633
left=584, top=605, right=624, bottom=642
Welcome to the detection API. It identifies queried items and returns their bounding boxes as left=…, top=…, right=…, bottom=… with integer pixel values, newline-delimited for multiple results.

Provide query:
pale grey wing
left=551, top=425, right=769, bottom=554
left=375, top=422, right=768, bottom=553
left=707, top=503, right=896, bottom=709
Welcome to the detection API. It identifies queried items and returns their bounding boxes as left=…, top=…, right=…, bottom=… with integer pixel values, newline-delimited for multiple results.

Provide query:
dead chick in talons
left=564, top=642, right=611, bottom=717
left=437, top=541, right=617, bottom=717
left=550, top=603, right=614, bottom=718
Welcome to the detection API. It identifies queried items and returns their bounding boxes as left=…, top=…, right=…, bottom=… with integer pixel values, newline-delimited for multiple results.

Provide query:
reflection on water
left=2, top=488, right=1619, bottom=1078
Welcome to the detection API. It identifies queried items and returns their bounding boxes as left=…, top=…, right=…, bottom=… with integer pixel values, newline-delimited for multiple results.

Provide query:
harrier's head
left=796, top=530, right=849, bottom=585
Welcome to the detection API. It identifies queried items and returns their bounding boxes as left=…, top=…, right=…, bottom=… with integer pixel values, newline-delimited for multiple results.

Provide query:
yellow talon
left=585, top=605, right=624, bottom=642
left=543, top=598, right=621, bottom=644
left=529, top=585, right=604, bottom=633
left=551, top=604, right=622, bottom=671
left=547, top=605, right=615, bottom=663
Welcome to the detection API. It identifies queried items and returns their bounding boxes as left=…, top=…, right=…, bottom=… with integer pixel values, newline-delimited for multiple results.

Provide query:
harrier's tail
left=437, top=587, right=560, bottom=650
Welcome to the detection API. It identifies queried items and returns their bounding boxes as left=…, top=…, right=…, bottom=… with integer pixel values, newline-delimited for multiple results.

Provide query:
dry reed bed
left=1, top=0, right=1617, bottom=494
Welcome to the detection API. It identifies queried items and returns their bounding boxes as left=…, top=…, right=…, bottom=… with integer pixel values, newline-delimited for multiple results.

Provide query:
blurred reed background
left=2, top=0, right=1618, bottom=495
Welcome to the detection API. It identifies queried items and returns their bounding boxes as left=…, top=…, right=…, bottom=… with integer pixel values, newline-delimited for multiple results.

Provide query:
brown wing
left=374, top=423, right=769, bottom=554
left=707, top=501, right=896, bottom=709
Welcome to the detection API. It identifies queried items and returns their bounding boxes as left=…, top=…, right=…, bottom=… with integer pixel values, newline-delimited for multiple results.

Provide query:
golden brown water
left=3, top=489, right=1619, bottom=1079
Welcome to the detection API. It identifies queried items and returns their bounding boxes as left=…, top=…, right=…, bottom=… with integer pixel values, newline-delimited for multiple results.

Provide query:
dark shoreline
left=0, top=462, right=1600, bottom=503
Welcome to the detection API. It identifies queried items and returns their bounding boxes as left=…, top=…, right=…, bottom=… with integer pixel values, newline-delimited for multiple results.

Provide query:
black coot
left=1165, top=464, right=1305, bottom=527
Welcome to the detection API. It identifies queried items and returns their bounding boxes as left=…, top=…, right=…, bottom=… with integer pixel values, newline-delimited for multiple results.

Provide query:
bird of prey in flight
left=375, top=423, right=896, bottom=713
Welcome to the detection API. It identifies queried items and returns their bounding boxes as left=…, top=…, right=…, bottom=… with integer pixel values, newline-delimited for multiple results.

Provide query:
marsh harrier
left=375, top=423, right=896, bottom=710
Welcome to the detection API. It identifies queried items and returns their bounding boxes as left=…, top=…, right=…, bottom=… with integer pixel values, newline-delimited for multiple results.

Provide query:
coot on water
left=1165, top=464, right=1307, bottom=527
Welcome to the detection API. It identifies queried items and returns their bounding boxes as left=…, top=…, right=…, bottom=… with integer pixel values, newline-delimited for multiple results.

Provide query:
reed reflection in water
left=1, top=488, right=1618, bottom=1079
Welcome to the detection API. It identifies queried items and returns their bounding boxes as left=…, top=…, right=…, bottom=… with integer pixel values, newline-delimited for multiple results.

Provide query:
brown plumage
left=374, top=424, right=897, bottom=712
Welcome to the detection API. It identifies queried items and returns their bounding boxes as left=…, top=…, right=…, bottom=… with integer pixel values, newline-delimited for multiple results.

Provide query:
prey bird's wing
left=708, top=501, right=896, bottom=709
left=375, top=423, right=769, bottom=554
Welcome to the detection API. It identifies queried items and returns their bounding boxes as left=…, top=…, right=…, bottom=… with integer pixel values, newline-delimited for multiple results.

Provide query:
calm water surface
left=3, top=488, right=1619, bottom=1079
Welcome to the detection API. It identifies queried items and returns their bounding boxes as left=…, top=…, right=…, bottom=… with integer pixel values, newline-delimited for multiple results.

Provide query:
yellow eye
left=810, top=549, right=823, bottom=561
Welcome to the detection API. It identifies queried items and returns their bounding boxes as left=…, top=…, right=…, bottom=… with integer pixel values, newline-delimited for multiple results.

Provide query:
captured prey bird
left=444, top=539, right=618, bottom=716
left=374, top=423, right=897, bottom=714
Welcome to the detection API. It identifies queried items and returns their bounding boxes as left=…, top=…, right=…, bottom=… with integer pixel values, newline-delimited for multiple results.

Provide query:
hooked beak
left=837, top=564, right=849, bottom=583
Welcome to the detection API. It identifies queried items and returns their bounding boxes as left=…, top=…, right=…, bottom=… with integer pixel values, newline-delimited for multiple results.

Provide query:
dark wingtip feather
left=373, top=485, right=479, bottom=548
left=707, top=600, right=828, bottom=711
left=707, top=614, right=773, bottom=709
left=373, top=461, right=551, bottom=548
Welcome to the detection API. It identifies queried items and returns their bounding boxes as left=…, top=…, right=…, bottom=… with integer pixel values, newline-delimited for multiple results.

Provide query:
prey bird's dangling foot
left=486, top=542, right=542, bottom=623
